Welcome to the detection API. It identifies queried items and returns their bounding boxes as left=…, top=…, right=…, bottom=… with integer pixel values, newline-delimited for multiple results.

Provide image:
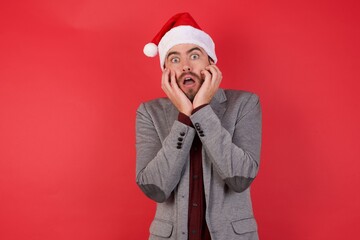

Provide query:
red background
left=1, top=0, right=359, bottom=239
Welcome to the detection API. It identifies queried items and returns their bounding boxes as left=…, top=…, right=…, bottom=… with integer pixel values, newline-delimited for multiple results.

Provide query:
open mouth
left=183, top=77, right=195, bottom=86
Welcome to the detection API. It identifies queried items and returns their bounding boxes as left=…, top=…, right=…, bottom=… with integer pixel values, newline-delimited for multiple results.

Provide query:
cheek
left=165, top=63, right=179, bottom=73
left=169, top=68, right=182, bottom=79
left=194, top=61, right=209, bottom=71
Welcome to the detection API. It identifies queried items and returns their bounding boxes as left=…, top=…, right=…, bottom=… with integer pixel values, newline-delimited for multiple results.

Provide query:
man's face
left=164, top=43, right=211, bottom=101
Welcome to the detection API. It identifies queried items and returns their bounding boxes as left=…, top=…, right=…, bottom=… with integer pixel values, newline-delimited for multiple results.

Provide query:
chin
left=184, top=88, right=197, bottom=101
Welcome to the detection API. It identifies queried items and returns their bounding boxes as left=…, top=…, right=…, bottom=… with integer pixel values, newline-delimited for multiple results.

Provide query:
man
left=136, top=13, right=262, bottom=240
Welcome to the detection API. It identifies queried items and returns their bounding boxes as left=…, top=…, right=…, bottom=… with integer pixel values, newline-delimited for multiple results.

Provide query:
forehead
left=167, top=43, right=205, bottom=55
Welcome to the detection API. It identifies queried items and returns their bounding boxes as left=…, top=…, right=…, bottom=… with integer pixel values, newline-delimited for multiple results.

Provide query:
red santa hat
left=143, top=12, right=217, bottom=69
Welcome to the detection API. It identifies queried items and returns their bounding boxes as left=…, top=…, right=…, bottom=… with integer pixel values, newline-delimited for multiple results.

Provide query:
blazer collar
left=212, top=88, right=227, bottom=104
left=210, top=88, right=227, bottom=120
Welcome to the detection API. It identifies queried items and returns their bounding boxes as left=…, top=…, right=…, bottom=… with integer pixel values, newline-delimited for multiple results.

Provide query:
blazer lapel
left=165, top=100, right=179, bottom=130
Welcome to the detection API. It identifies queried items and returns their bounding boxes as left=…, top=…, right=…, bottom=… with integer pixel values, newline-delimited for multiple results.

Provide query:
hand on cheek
left=193, top=64, right=222, bottom=109
left=161, top=69, right=193, bottom=116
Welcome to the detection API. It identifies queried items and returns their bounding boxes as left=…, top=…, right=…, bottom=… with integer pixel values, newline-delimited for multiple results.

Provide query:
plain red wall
left=1, top=0, right=359, bottom=239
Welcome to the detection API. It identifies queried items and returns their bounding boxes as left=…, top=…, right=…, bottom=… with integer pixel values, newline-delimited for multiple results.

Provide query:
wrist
left=193, top=100, right=209, bottom=109
left=192, top=104, right=208, bottom=114
left=178, top=104, right=193, bottom=116
left=181, top=109, right=192, bottom=116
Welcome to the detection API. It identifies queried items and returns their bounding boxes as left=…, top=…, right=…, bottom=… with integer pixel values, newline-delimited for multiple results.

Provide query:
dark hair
left=208, top=56, right=214, bottom=64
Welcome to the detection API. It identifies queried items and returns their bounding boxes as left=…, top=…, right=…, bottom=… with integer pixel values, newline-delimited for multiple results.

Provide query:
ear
left=208, top=57, right=215, bottom=65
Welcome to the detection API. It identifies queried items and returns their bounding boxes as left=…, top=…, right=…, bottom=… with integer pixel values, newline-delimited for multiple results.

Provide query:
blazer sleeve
left=190, top=93, right=262, bottom=193
left=135, top=103, right=196, bottom=203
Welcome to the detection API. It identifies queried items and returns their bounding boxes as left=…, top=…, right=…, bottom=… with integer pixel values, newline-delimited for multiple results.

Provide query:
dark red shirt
left=178, top=107, right=211, bottom=240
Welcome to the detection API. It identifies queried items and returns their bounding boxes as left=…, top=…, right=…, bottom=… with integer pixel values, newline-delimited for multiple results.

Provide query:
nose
left=182, top=62, right=191, bottom=72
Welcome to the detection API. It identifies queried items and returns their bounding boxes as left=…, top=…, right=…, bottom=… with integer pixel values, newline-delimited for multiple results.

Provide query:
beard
left=186, top=88, right=196, bottom=101
left=177, top=72, right=204, bottom=101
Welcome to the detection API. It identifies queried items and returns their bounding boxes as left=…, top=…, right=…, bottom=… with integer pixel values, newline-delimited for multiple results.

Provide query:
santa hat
left=143, top=12, right=217, bottom=69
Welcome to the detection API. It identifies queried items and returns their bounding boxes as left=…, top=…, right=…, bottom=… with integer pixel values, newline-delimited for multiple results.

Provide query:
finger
left=161, top=68, right=169, bottom=85
left=201, top=69, right=212, bottom=82
left=200, top=70, right=212, bottom=91
left=210, top=65, right=222, bottom=78
left=211, top=65, right=222, bottom=86
left=205, top=65, right=218, bottom=83
left=169, top=70, right=184, bottom=97
left=212, top=65, right=223, bottom=87
left=206, top=64, right=222, bottom=76
left=161, top=68, right=171, bottom=92
left=170, top=70, right=177, bottom=88
left=206, top=65, right=222, bottom=86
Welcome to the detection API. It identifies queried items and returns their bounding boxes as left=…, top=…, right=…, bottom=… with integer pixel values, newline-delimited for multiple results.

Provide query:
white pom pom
left=143, top=43, right=158, bottom=57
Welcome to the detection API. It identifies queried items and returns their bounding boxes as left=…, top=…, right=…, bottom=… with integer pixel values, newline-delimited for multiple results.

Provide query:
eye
left=171, top=57, right=180, bottom=63
left=190, top=54, right=199, bottom=60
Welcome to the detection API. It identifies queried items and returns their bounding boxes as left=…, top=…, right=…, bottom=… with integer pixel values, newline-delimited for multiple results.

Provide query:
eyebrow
left=166, top=51, right=179, bottom=60
left=166, top=47, right=204, bottom=60
left=186, top=47, right=203, bottom=54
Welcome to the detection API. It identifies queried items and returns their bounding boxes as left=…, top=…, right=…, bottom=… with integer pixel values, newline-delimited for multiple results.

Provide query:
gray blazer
left=136, top=89, right=262, bottom=240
